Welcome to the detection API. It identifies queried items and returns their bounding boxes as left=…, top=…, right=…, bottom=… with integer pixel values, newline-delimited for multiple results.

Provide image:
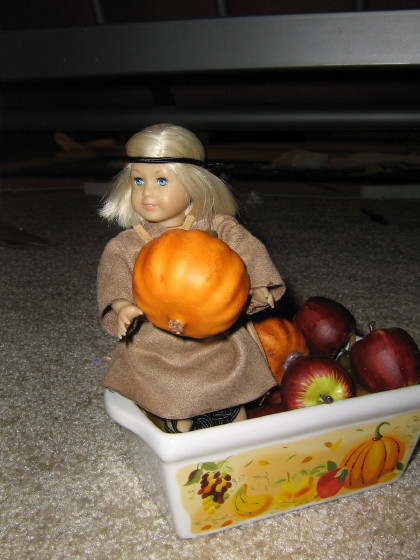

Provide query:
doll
left=97, top=123, right=286, bottom=432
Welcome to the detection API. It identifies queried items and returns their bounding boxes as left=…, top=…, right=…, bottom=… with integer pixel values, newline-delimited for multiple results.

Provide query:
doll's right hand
left=112, top=301, right=144, bottom=339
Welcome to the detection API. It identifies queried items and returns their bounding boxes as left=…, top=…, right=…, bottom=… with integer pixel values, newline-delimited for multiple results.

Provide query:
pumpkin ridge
left=252, top=318, right=309, bottom=385
left=342, top=441, right=371, bottom=487
left=393, top=437, right=405, bottom=462
left=363, top=440, right=387, bottom=485
left=180, top=280, right=247, bottom=317
left=382, top=436, right=405, bottom=473
left=354, top=443, right=373, bottom=487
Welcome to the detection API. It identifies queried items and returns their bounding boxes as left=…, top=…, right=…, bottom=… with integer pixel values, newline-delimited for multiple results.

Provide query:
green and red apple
left=280, top=355, right=355, bottom=410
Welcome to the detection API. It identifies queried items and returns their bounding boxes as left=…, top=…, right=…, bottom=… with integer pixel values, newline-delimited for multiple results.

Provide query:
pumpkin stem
left=373, top=421, right=390, bottom=441
left=168, top=319, right=184, bottom=335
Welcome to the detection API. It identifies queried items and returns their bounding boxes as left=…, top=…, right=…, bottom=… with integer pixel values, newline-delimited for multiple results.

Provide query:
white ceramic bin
left=104, top=384, right=420, bottom=539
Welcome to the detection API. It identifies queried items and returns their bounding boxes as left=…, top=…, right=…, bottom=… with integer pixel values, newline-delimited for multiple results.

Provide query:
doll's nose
left=142, top=181, right=153, bottom=196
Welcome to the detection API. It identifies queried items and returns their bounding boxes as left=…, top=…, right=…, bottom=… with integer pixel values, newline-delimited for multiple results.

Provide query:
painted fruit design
left=274, top=473, right=317, bottom=506
left=231, top=484, right=273, bottom=518
left=197, top=470, right=233, bottom=514
left=340, top=422, right=405, bottom=488
left=316, top=466, right=348, bottom=498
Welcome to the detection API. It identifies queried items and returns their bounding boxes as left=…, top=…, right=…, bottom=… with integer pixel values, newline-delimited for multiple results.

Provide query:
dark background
left=2, top=1, right=420, bottom=29
left=1, top=1, right=420, bottom=191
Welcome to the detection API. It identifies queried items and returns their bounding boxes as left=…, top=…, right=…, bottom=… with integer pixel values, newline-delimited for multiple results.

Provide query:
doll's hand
left=112, top=301, right=144, bottom=339
left=250, top=287, right=275, bottom=308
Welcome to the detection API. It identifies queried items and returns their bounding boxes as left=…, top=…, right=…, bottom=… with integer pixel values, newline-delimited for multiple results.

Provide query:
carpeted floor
left=1, top=188, right=419, bottom=560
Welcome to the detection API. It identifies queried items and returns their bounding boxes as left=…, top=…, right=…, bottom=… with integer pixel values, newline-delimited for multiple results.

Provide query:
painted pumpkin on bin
left=340, top=421, right=405, bottom=488
left=253, top=317, right=309, bottom=384
left=132, top=229, right=250, bottom=339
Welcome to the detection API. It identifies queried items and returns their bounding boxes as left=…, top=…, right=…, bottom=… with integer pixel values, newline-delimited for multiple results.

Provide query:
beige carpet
left=1, top=189, right=419, bottom=559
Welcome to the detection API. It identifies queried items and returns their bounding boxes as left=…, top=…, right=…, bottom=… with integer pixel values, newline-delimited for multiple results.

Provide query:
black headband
left=126, top=156, right=205, bottom=167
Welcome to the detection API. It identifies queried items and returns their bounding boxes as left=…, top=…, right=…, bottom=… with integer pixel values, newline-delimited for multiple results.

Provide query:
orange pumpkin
left=132, top=229, right=250, bottom=339
left=252, top=317, right=309, bottom=385
left=340, top=421, right=405, bottom=489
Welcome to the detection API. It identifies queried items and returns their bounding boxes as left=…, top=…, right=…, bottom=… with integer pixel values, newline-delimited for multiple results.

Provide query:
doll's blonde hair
left=100, top=123, right=237, bottom=228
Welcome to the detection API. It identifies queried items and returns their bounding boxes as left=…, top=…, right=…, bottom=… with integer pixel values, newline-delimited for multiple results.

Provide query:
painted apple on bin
left=293, top=296, right=356, bottom=358
left=350, top=322, right=420, bottom=393
left=316, top=464, right=348, bottom=498
left=280, top=354, right=355, bottom=410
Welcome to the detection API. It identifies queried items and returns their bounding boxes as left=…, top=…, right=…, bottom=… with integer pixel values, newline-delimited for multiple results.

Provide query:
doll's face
left=130, top=163, right=190, bottom=227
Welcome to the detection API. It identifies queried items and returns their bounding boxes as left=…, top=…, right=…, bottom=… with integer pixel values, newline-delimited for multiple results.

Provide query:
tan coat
left=97, top=214, right=285, bottom=419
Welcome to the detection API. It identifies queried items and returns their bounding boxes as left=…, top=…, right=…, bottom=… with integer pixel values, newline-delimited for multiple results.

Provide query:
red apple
left=350, top=324, right=420, bottom=393
left=316, top=466, right=348, bottom=498
left=280, top=355, right=355, bottom=410
left=293, top=296, right=356, bottom=358
left=246, top=402, right=287, bottom=418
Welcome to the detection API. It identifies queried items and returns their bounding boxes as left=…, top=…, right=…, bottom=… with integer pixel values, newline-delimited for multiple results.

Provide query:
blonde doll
left=97, top=123, right=285, bottom=432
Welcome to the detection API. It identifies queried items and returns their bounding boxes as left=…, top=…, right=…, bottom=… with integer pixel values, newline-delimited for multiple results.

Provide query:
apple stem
left=348, top=332, right=357, bottom=348
left=320, top=393, right=334, bottom=404
left=368, top=321, right=376, bottom=333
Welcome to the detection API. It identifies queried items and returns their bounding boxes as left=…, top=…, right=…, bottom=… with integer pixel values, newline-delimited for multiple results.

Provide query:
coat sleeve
left=213, top=215, right=286, bottom=314
left=96, top=234, right=137, bottom=337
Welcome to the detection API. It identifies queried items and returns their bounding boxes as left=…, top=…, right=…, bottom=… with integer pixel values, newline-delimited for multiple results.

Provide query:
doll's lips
left=143, top=203, right=157, bottom=209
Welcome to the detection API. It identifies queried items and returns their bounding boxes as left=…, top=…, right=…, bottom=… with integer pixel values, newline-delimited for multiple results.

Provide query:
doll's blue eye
left=134, top=178, right=144, bottom=186
left=157, top=177, right=168, bottom=186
